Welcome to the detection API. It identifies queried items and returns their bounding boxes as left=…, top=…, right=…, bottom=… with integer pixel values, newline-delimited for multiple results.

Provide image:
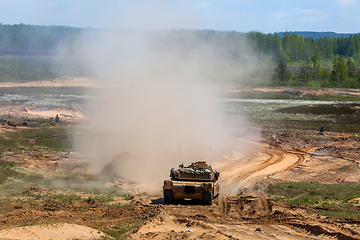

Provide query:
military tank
left=163, top=161, right=220, bottom=205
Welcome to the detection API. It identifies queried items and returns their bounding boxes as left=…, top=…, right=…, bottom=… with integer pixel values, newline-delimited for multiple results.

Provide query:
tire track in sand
left=219, top=140, right=308, bottom=193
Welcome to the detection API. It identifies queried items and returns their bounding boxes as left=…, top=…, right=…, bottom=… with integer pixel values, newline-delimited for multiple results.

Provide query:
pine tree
left=331, top=55, right=348, bottom=86
left=346, top=58, right=357, bottom=78
left=274, top=55, right=291, bottom=82
left=298, top=59, right=312, bottom=82
left=311, top=53, right=321, bottom=80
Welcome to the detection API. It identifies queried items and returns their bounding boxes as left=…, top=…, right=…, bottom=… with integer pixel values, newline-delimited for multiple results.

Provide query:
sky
left=0, top=0, right=360, bottom=33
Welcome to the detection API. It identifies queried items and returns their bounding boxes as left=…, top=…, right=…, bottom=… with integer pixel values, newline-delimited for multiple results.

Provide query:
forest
left=248, top=31, right=360, bottom=88
left=0, top=24, right=359, bottom=87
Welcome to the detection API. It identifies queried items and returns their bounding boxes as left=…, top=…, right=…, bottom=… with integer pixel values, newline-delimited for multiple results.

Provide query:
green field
left=0, top=118, right=73, bottom=151
left=267, top=182, right=360, bottom=219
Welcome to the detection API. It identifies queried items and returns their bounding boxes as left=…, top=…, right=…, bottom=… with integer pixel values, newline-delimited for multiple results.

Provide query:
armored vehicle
left=163, top=161, right=220, bottom=205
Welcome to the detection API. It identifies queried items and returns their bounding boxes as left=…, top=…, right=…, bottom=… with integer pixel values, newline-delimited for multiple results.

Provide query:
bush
left=339, top=78, right=359, bottom=88
left=306, top=80, right=321, bottom=87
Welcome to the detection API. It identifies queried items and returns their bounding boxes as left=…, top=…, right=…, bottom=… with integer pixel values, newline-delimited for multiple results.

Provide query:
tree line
left=0, top=24, right=359, bottom=87
left=1, top=24, right=359, bottom=61
left=273, top=53, right=360, bottom=88
left=0, top=23, right=80, bottom=50
left=248, top=31, right=360, bottom=62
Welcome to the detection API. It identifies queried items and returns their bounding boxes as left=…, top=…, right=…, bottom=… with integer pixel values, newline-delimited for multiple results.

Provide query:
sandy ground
left=0, top=77, right=94, bottom=121
left=2, top=135, right=360, bottom=239
left=0, top=102, right=87, bottom=122
left=1, top=80, right=360, bottom=239
left=0, top=223, right=106, bottom=240
left=128, top=137, right=360, bottom=239
left=0, top=77, right=99, bottom=88
left=23, top=106, right=86, bottom=120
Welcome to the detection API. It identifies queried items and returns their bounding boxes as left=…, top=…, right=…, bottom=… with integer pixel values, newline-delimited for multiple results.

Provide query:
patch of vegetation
left=102, top=222, right=140, bottom=240
left=44, top=194, right=82, bottom=204
left=0, top=168, right=47, bottom=201
left=0, top=135, right=18, bottom=150
left=0, top=87, right=91, bottom=96
left=274, top=104, right=360, bottom=115
left=0, top=159, right=22, bottom=183
left=313, top=209, right=360, bottom=219
left=287, top=196, right=319, bottom=205
left=267, top=182, right=360, bottom=219
left=22, top=127, right=72, bottom=151
left=224, top=91, right=295, bottom=100
left=0, top=57, right=57, bottom=82
left=0, top=56, right=95, bottom=82
left=92, top=194, right=114, bottom=203
left=21, top=172, right=46, bottom=183
left=2, top=123, right=73, bottom=151
left=300, top=94, right=360, bottom=102
left=297, top=134, right=336, bottom=142
left=224, top=90, right=360, bottom=102
left=257, top=119, right=327, bottom=132
left=257, top=116, right=360, bottom=138
left=0, top=159, right=122, bottom=202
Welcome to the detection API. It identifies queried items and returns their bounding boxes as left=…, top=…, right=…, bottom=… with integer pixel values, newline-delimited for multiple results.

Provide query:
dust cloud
left=59, top=6, right=261, bottom=191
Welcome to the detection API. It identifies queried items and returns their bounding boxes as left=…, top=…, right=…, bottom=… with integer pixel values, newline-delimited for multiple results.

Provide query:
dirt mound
left=23, top=186, right=56, bottom=194
left=262, top=130, right=307, bottom=149
left=220, top=194, right=272, bottom=218
left=0, top=118, right=38, bottom=127
left=311, top=145, right=338, bottom=155
left=62, top=104, right=85, bottom=115
left=97, top=152, right=134, bottom=180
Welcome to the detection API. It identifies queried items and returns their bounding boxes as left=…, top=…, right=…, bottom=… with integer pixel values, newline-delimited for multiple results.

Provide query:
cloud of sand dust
left=57, top=5, right=262, bottom=192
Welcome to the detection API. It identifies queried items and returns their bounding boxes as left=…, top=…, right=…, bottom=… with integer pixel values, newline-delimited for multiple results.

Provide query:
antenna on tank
left=179, top=145, right=181, bottom=166
left=210, top=146, right=212, bottom=165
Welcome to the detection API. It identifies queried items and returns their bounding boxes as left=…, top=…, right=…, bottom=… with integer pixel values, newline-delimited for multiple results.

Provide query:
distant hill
left=277, top=31, right=359, bottom=39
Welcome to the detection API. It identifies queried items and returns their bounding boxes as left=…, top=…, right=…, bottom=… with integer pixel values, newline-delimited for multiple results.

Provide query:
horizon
left=0, top=1, right=360, bottom=34
left=1, top=23, right=359, bottom=36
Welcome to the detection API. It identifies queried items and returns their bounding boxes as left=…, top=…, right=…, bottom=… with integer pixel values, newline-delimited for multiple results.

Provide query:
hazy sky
left=1, top=0, right=359, bottom=33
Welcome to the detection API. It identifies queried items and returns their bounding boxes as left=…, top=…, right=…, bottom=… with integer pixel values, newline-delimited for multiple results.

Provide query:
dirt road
left=218, top=138, right=306, bottom=193
left=128, top=138, right=360, bottom=239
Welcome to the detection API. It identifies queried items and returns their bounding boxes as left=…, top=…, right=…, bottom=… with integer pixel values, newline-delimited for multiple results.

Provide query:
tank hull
left=163, top=180, right=220, bottom=204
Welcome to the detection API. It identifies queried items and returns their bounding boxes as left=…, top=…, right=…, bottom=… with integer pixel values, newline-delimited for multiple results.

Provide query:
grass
left=0, top=160, right=49, bottom=198
left=0, top=160, right=24, bottom=183
left=0, top=158, right=127, bottom=204
left=102, top=222, right=140, bottom=240
left=255, top=117, right=360, bottom=140
left=0, top=120, right=74, bottom=151
left=0, top=87, right=90, bottom=96
left=21, top=127, right=73, bottom=151
left=224, top=89, right=360, bottom=102
left=0, top=135, right=18, bottom=150
left=297, top=135, right=336, bottom=142
left=267, top=182, right=360, bottom=219
left=43, top=194, right=82, bottom=204
left=92, top=194, right=114, bottom=203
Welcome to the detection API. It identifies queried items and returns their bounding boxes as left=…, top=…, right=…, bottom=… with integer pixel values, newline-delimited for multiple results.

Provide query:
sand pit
left=0, top=223, right=108, bottom=240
